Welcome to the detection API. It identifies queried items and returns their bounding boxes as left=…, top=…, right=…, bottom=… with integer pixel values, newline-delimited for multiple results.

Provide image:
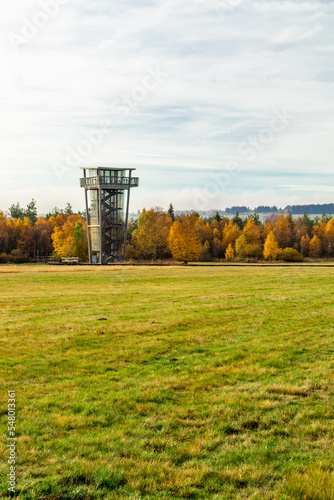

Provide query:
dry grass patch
left=282, top=466, right=334, bottom=499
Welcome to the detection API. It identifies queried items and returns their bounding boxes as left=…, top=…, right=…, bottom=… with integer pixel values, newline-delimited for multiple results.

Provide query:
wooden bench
left=61, top=257, right=79, bottom=264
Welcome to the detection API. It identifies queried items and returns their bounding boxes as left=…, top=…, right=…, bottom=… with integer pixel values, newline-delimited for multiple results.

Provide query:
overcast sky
left=1, top=0, right=334, bottom=213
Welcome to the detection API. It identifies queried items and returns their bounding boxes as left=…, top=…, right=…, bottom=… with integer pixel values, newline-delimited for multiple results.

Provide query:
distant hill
left=225, top=206, right=250, bottom=214
left=254, top=206, right=278, bottom=213
left=224, top=203, right=334, bottom=215
left=284, top=204, right=334, bottom=215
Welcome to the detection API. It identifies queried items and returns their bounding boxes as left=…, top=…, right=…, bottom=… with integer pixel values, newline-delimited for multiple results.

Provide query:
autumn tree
left=51, top=215, right=87, bottom=260
left=130, top=208, right=172, bottom=260
left=16, top=217, right=35, bottom=257
left=262, top=214, right=276, bottom=241
left=313, top=219, right=327, bottom=255
left=309, top=235, right=322, bottom=258
left=199, top=240, right=211, bottom=261
left=273, top=214, right=294, bottom=249
left=225, top=243, right=235, bottom=261
left=0, top=212, right=9, bottom=254
left=235, top=230, right=262, bottom=260
left=168, top=214, right=202, bottom=263
left=293, top=217, right=310, bottom=252
left=212, top=227, right=223, bottom=258
left=195, top=218, right=212, bottom=245
left=325, top=218, right=334, bottom=256
left=235, top=234, right=248, bottom=259
left=243, top=218, right=261, bottom=245
left=300, top=234, right=310, bottom=257
left=263, top=231, right=280, bottom=261
left=221, top=220, right=241, bottom=254
left=48, top=213, right=66, bottom=230
left=194, top=218, right=212, bottom=261
left=3, top=218, right=18, bottom=255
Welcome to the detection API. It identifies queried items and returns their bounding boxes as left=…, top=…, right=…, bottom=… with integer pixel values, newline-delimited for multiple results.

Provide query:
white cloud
left=280, top=185, right=334, bottom=192
left=0, top=0, right=334, bottom=212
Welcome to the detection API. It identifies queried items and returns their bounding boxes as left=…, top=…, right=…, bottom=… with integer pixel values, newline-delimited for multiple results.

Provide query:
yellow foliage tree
left=243, top=218, right=261, bottom=244
left=131, top=208, right=172, bottom=260
left=225, top=243, right=235, bottom=261
left=221, top=220, right=241, bottom=253
left=51, top=215, right=87, bottom=260
left=235, top=234, right=248, bottom=259
left=325, top=218, right=334, bottom=256
left=263, top=231, right=280, bottom=261
left=309, top=235, right=322, bottom=258
left=168, top=214, right=202, bottom=263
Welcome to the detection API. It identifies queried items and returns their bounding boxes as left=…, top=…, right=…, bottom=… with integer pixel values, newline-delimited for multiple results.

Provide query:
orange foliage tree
left=168, top=214, right=202, bottom=263
left=300, top=234, right=310, bottom=257
left=243, top=218, right=261, bottom=245
left=309, top=235, right=322, bottom=258
left=128, top=208, right=172, bottom=260
left=221, top=220, right=241, bottom=255
left=51, top=215, right=88, bottom=261
left=313, top=219, right=327, bottom=256
left=273, top=214, right=294, bottom=249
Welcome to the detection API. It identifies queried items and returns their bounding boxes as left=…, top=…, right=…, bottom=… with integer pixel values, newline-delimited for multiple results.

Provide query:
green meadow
left=0, top=264, right=334, bottom=499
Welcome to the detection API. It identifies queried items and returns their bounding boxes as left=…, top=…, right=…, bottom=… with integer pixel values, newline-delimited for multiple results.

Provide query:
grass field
left=0, top=264, right=334, bottom=499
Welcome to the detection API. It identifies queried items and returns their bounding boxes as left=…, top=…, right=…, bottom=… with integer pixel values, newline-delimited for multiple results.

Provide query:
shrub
left=0, top=253, right=9, bottom=263
left=125, top=243, right=139, bottom=260
left=246, top=243, right=263, bottom=259
left=278, top=247, right=304, bottom=262
left=10, top=249, right=30, bottom=263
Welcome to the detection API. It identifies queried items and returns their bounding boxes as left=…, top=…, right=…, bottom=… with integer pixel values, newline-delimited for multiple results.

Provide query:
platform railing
left=80, top=176, right=139, bottom=188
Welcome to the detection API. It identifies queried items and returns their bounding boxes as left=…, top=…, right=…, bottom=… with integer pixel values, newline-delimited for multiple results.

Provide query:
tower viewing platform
left=80, top=172, right=139, bottom=189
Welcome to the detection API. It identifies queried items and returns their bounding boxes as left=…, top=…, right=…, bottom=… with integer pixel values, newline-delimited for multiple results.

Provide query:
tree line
left=1, top=201, right=334, bottom=263
left=127, top=206, right=334, bottom=263
left=0, top=201, right=87, bottom=263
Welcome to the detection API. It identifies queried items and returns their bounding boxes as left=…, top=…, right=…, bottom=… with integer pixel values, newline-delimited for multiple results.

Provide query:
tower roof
left=80, top=166, right=136, bottom=171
